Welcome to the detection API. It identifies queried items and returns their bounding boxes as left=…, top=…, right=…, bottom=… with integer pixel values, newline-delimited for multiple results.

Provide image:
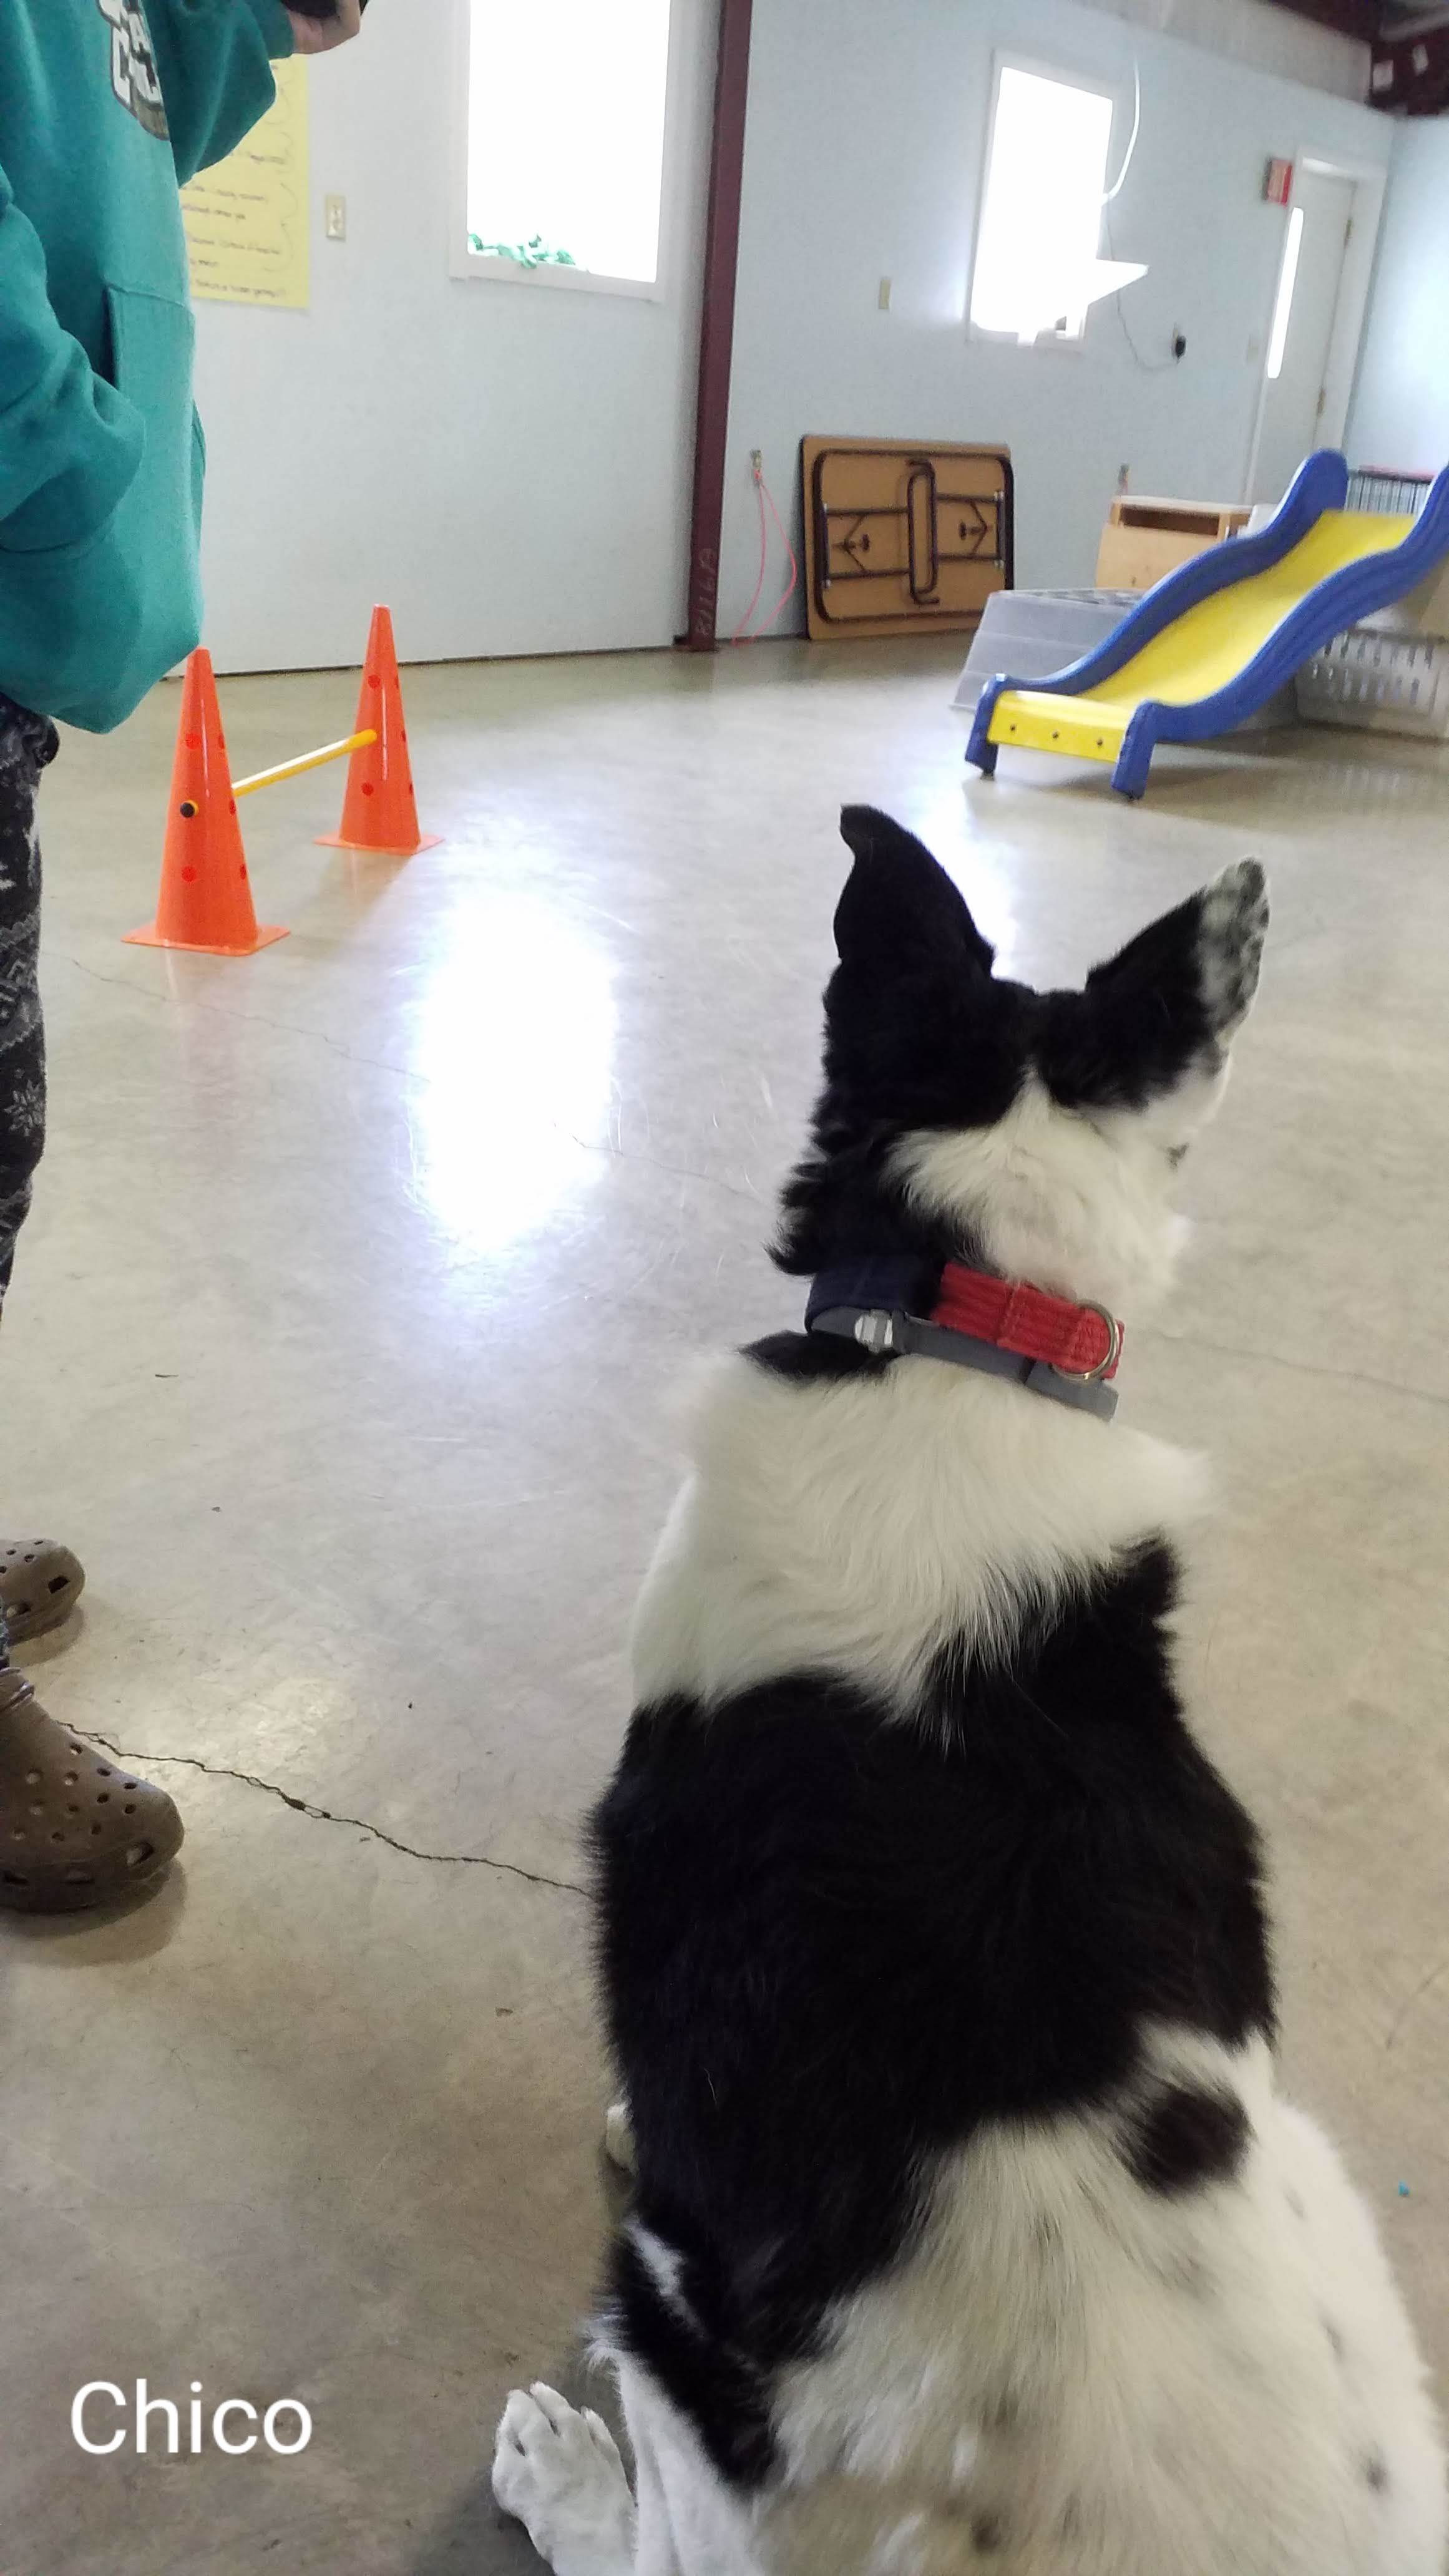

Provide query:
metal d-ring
left=1053, top=1302, right=1123, bottom=1384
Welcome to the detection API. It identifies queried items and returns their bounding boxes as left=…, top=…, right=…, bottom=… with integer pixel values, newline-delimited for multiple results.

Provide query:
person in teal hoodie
left=0, top=0, right=362, bottom=1913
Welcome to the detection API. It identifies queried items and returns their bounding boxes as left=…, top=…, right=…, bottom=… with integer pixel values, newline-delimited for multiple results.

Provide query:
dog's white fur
left=892, top=1067, right=1217, bottom=1322
left=630, top=1354, right=1204, bottom=1715
left=494, top=876, right=1445, bottom=2575
left=631, top=1062, right=1219, bottom=1716
left=757, top=2037, right=1444, bottom=2575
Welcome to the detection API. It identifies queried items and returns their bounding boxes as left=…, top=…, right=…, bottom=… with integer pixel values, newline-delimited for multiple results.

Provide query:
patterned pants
left=0, top=694, right=54, bottom=1316
left=0, top=695, right=55, bottom=1671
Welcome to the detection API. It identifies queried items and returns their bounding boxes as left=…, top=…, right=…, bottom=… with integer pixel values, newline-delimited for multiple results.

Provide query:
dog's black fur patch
left=773, top=808, right=1259, bottom=1279
left=604, top=2227, right=777, bottom=2488
left=592, top=1546, right=1274, bottom=2489
left=739, top=1329, right=890, bottom=1385
left=1125, top=2084, right=1251, bottom=2197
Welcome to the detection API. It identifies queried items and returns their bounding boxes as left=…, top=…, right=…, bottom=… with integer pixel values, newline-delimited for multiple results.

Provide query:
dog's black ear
left=1086, top=857, right=1268, bottom=1049
left=1044, top=859, right=1269, bottom=1112
left=834, top=806, right=994, bottom=975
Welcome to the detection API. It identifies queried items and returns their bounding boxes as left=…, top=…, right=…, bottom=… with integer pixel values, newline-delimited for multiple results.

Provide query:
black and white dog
left=494, top=809, right=1445, bottom=2576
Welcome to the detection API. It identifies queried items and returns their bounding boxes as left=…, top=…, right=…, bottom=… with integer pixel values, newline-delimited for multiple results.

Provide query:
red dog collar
left=805, top=1258, right=1125, bottom=1420
left=930, top=1264, right=1123, bottom=1383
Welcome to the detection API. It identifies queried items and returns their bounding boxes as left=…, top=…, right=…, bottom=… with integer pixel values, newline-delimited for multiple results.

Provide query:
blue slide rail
left=965, top=451, right=1449, bottom=798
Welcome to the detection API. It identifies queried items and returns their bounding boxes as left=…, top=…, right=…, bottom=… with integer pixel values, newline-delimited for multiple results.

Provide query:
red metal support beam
left=1372, top=17, right=1449, bottom=108
left=1266, top=0, right=1382, bottom=38
left=684, top=0, right=754, bottom=650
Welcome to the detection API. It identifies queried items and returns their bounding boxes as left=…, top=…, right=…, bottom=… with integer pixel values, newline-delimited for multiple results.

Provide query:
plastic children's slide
left=966, top=450, right=1449, bottom=799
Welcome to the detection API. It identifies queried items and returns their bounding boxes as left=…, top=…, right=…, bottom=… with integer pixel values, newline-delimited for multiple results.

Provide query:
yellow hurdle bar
left=232, top=729, right=378, bottom=799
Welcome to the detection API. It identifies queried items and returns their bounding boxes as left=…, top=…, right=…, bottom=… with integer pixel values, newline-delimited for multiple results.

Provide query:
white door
left=1253, top=170, right=1355, bottom=505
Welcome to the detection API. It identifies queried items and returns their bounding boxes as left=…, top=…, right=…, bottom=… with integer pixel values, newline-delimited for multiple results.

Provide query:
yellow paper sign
left=181, top=57, right=310, bottom=310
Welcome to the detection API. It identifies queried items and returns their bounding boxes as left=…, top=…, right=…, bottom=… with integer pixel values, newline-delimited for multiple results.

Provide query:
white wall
left=192, top=0, right=714, bottom=672
left=1347, top=119, right=1449, bottom=476
left=720, top=0, right=1392, bottom=632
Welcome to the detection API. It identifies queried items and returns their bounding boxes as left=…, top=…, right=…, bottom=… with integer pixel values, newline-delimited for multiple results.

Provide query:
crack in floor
left=1139, top=1321, right=1449, bottom=1412
left=1385, top=1953, right=1449, bottom=2052
left=75, top=1729, right=587, bottom=1895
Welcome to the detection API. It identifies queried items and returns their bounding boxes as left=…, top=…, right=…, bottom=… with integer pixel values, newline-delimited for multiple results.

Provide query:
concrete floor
left=2, top=638, right=1447, bottom=2574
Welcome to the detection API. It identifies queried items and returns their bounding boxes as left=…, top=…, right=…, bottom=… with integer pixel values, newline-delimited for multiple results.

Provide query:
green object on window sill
left=468, top=233, right=578, bottom=269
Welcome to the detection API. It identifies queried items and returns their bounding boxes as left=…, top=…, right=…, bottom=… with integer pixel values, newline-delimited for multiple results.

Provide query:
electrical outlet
left=324, top=193, right=346, bottom=242
left=749, top=448, right=763, bottom=478
left=878, top=276, right=892, bottom=311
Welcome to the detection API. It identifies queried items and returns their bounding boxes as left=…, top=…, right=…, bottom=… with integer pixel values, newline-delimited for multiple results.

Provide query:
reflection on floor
left=4, top=640, right=1447, bottom=2574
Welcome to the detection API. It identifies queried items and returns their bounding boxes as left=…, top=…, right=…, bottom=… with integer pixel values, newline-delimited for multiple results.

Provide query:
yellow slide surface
left=988, top=511, right=1418, bottom=764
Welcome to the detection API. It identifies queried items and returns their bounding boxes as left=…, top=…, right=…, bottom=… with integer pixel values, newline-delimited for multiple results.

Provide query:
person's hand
left=285, top=1, right=363, bottom=54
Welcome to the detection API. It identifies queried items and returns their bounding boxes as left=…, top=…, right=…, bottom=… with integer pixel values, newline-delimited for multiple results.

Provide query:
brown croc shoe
left=0, top=1670, right=183, bottom=1913
left=1, top=1538, right=85, bottom=1646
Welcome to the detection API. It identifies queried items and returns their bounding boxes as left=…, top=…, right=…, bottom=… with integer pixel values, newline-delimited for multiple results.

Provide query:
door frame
left=683, top=0, right=753, bottom=646
left=1242, top=151, right=1386, bottom=504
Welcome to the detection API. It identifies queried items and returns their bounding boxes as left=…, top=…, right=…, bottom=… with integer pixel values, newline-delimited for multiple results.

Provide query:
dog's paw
left=603, top=2101, right=637, bottom=2174
left=492, top=2383, right=635, bottom=2576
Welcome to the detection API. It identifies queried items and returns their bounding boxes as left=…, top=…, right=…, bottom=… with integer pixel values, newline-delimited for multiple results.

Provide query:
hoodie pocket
left=0, top=286, right=203, bottom=731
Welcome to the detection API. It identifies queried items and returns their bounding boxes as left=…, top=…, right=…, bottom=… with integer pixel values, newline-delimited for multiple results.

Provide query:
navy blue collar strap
left=806, top=1256, right=1122, bottom=1422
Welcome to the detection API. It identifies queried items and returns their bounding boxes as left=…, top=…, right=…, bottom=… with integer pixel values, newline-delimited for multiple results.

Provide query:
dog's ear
left=834, top=806, right=995, bottom=975
left=1044, top=859, right=1268, bottom=1116
left=1087, top=858, right=1269, bottom=1046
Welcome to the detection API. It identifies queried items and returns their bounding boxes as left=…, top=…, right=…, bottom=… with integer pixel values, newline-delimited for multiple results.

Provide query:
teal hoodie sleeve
left=144, top=0, right=296, bottom=185
left=0, top=162, right=145, bottom=550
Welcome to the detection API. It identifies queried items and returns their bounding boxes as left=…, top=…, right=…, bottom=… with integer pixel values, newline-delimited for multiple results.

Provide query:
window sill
left=449, top=246, right=664, bottom=301
left=969, top=323, right=1087, bottom=356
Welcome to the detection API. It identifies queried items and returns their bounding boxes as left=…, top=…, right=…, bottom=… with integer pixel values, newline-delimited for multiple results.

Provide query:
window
left=461, top=0, right=674, bottom=291
left=971, top=62, right=1141, bottom=347
left=1266, top=205, right=1304, bottom=381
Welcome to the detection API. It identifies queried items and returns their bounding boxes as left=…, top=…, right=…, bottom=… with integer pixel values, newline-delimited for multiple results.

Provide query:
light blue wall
left=722, top=0, right=1391, bottom=629
left=1347, top=121, right=1449, bottom=477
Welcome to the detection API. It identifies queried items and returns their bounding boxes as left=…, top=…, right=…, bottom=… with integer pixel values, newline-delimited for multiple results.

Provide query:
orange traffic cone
left=316, top=607, right=441, bottom=857
left=126, top=651, right=288, bottom=957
